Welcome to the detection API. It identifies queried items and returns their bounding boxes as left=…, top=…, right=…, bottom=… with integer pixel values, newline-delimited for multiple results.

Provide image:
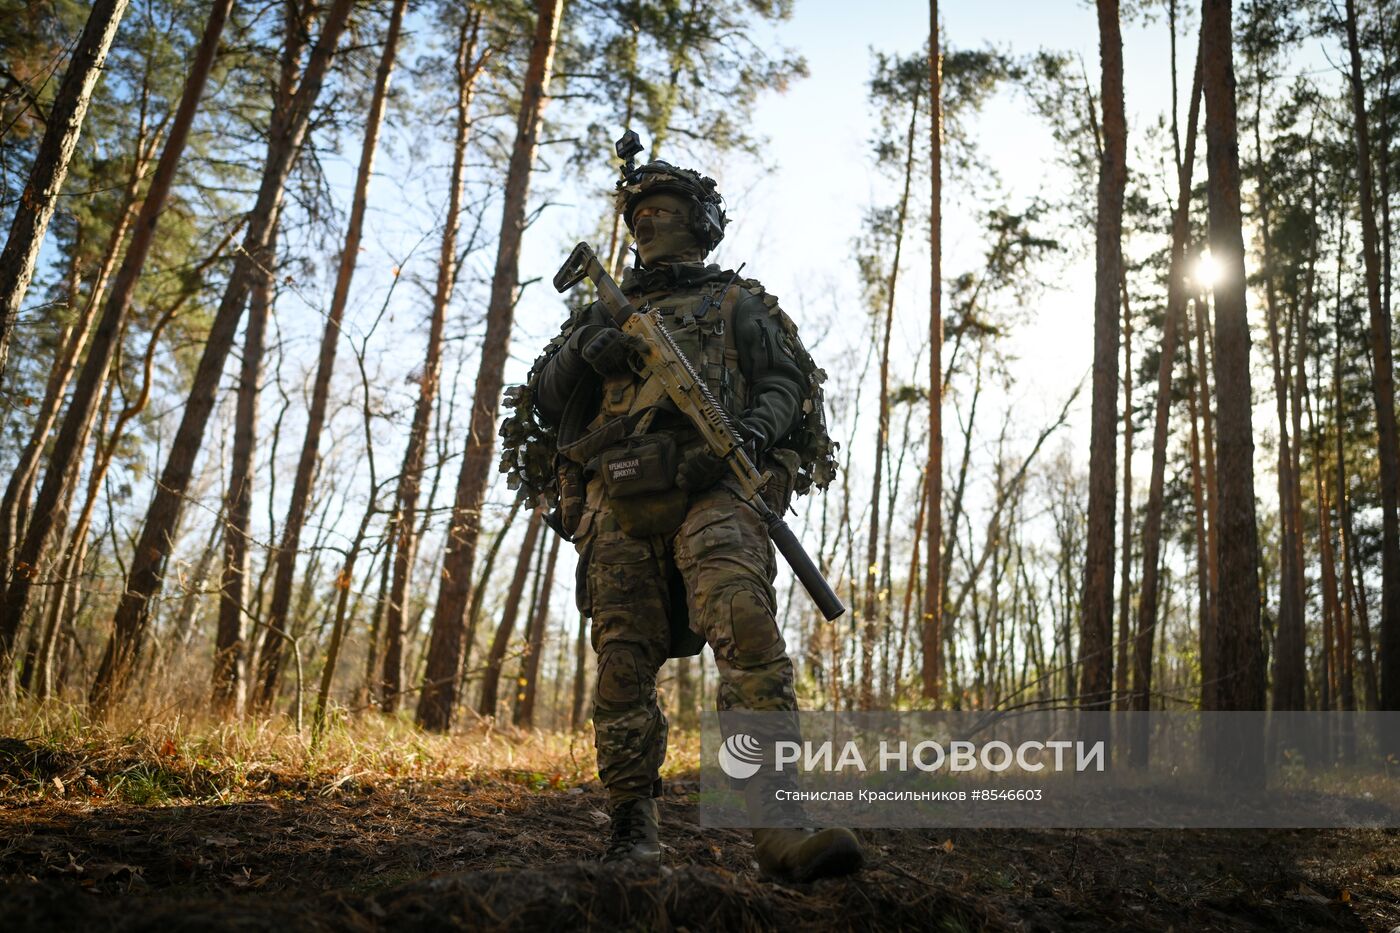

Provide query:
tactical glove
left=676, top=415, right=772, bottom=493
left=738, top=417, right=768, bottom=454
left=580, top=326, right=644, bottom=376
left=675, top=445, right=727, bottom=493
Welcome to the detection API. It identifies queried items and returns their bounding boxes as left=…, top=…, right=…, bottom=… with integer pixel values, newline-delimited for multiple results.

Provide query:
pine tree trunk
left=922, top=0, right=944, bottom=703
left=1181, top=341, right=1215, bottom=706
left=0, top=0, right=234, bottom=664
left=0, top=127, right=152, bottom=600
left=1337, top=290, right=1380, bottom=710
left=898, top=473, right=928, bottom=693
left=476, top=508, right=544, bottom=718
left=0, top=312, right=76, bottom=609
left=89, top=0, right=354, bottom=710
left=258, top=0, right=409, bottom=712
left=514, top=533, right=560, bottom=727
left=1253, top=68, right=1306, bottom=712
left=1343, top=0, right=1400, bottom=711
left=378, top=9, right=484, bottom=712
left=1078, top=0, right=1126, bottom=711
left=216, top=0, right=304, bottom=707
left=3, top=337, right=103, bottom=670
left=512, top=528, right=549, bottom=706
left=1192, top=294, right=1222, bottom=707
left=15, top=376, right=115, bottom=692
left=1201, top=0, right=1265, bottom=713
left=1116, top=277, right=1134, bottom=708
left=1292, top=157, right=1324, bottom=709
left=417, top=0, right=563, bottom=731
left=360, top=529, right=397, bottom=710
left=28, top=497, right=94, bottom=697
left=213, top=225, right=278, bottom=716
left=1186, top=317, right=1215, bottom=710
left=239, top=0, right=317, bottom=705
left=458, top=498, right=524, bottom=680
left=0, top=0, right=129, bottom=388
left=1308, top=382, right=1348, bottom=710
left=862, top=88, right=918, bottom=707
left=28, top=232, right=229, bottom=696
left=1135, top=40, right=1202, bottom=714
left=548, top=613, right=570, bottom=728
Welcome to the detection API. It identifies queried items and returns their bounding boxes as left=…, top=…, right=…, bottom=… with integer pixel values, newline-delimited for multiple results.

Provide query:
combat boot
left=753, top=826, right=864, bottom=882
left=743, top=779, right=864, bottom=882
left=602, top=796, right=662, bottom=867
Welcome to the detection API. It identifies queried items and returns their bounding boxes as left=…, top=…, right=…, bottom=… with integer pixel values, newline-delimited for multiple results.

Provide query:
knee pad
left=703, top=581, right=785, bottom=669
left=595, top=642, right=652, bottom=706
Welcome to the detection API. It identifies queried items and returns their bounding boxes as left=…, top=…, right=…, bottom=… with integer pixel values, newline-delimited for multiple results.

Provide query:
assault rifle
left=554, top=241, right=846, bottom=621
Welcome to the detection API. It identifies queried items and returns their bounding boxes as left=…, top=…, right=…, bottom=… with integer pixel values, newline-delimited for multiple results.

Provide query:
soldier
left=504, top=152, right=862, bottom=882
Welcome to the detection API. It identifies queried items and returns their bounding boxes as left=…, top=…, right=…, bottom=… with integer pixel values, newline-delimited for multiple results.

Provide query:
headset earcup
left=702, top=202, right=726, bottom=249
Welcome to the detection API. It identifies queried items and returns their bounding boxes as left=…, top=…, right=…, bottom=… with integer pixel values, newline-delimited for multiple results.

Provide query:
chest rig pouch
left=597, top=433, right=687, bottom=537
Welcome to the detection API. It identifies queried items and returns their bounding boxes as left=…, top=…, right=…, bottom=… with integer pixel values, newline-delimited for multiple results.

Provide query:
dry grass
left=0, top=698, right=704, bottom=805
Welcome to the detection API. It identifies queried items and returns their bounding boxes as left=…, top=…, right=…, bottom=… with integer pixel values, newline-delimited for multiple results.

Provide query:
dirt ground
left=2, top=737, right=1398, bottom=932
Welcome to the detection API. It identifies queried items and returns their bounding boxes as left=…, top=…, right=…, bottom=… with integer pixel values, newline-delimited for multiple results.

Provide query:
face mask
left=631, top=193, right=704, bottom=266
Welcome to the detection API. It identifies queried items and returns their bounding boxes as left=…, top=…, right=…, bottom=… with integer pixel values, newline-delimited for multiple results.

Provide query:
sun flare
left=1193, top=251, right=1221, bottom=288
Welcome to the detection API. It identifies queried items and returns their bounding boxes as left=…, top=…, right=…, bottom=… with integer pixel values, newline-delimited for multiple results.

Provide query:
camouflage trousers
left=575, top=479, right=797, bottom=802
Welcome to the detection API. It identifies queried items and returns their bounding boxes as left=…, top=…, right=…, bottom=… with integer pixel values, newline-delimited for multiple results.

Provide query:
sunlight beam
left=1193, top=251, right=1221, bottom=289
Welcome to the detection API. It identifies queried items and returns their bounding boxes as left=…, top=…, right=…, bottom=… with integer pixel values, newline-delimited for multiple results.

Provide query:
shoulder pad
left=727, top=277, right=781, bottom=315
left=734, top=275, right=766, bottom=296
left=725, top=277, right=804, bottom=347
left=731, top=277, right=784, bottom=312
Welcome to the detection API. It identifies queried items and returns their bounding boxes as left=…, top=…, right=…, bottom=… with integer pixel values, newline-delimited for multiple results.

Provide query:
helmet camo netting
left=615, top=160, right=728, bottom=252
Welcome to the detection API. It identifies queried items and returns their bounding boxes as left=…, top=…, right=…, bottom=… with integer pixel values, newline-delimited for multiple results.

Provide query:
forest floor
left=2, top=711, right=1398, bottom=932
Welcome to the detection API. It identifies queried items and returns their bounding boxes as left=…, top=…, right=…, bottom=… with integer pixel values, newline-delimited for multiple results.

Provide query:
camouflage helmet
left=614, top=159, right=728, bottom=252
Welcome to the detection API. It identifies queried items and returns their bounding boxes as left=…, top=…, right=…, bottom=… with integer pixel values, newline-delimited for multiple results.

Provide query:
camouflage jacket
left=498, top=260, right=836, bottom=515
